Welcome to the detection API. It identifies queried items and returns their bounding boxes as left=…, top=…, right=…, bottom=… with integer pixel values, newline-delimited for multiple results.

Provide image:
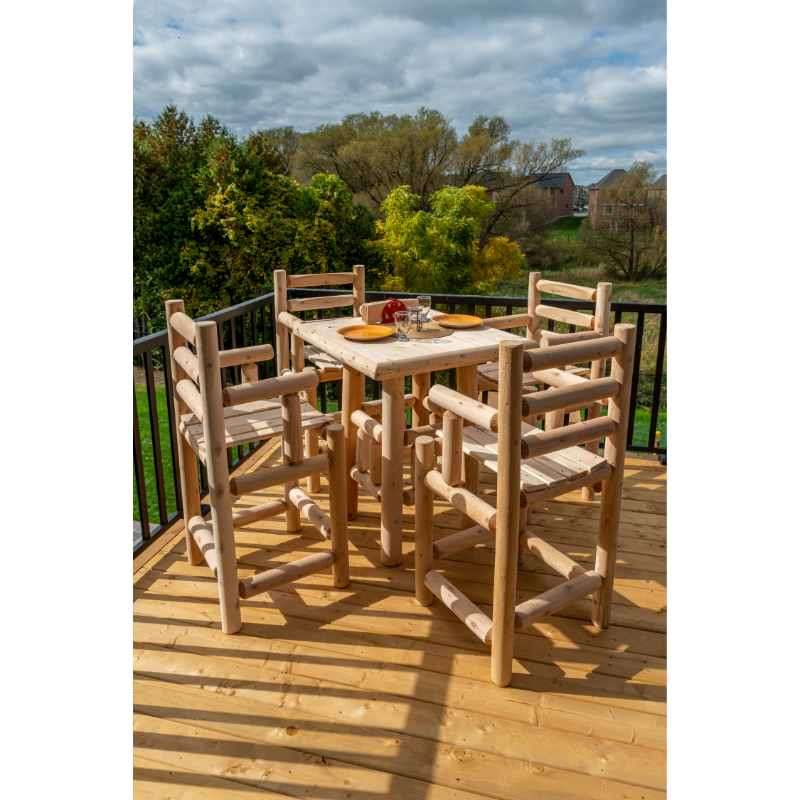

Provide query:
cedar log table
left=286, top=309, right=538, bottom=566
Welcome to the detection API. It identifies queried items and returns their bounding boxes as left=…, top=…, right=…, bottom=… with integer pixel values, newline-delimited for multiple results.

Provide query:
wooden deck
left=134, top=439, right=667, bottom=800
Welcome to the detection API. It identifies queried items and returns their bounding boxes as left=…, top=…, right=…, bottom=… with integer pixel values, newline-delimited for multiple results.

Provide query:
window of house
left=560, top=189, right=563, bottom=195
left=550, top=188, right=554, bottom=195
left=603, top=204, right=615, bottom=214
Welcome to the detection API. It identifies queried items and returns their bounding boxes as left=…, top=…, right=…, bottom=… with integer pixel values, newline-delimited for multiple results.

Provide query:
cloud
left=133, top=0, right=666, bottom=184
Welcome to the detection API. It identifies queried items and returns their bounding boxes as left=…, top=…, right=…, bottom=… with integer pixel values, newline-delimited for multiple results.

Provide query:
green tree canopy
left=373, top=185, right=525, bottom=295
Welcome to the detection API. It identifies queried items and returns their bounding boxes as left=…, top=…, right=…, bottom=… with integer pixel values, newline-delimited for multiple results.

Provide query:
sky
left=133, top=0, right=666, bottom=186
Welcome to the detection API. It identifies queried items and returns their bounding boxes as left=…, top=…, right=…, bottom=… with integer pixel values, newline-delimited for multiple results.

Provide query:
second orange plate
left=434, top=314, right=483, bottom=329
left=337, top=324, right=395, bottom=342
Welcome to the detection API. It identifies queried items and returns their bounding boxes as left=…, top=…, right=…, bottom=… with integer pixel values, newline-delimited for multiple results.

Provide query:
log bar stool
left=415, top=325, right=636, bottom=686
left=274, top=267, right=365, bottom=493
left=476, top=272, right=613, bottom=501
left=165, top=299, right=349, bottom=635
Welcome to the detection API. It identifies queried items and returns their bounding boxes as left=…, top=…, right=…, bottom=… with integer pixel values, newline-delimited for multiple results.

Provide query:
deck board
left=134, top=440, right=667, bottom=799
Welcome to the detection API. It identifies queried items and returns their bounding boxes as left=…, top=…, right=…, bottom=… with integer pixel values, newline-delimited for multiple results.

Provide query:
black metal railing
left=133, top=288, right=666, bottom=559
left=133, top=293, right=278, bottom=559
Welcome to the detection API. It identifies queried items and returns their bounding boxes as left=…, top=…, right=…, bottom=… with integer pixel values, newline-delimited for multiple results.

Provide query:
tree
left=372, top=185, right=525, bottom=295
left=296, top=108, right=585, bottom=243
left=264, top=125, right=303, bottom=175
left=577, top=162, right=667, bottom=281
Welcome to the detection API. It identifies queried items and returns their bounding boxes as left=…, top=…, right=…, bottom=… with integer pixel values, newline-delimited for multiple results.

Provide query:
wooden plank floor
left=134, top=440, right=667, bottom=800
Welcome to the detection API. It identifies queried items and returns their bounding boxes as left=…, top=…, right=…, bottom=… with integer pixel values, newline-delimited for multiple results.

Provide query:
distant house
left=588, top=169, right=667, bottom=231
left=588, top=169, right=627, bottom=230
left=531, top=173, right=574, bottom=223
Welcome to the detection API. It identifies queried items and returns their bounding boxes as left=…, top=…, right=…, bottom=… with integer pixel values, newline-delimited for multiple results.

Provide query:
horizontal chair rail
left=536, top=279, right=597, bottom=302
left=176, top=379, right=203, bottom=423
left=425, top=570, right=493, bottom=644
left=239, top=551, right=335, bottom=599
left=520, top=530, right=586, bottom=580
left=521, top=378, right=617, bottom=417
left=480, top=313, right=531, bottom=330
left=286, top=272, right=355, bottom=288
left=188, top=516, right=217, bottom=576
left=520, top=416, right=616, bottom=459
left=425, top=470, right=497, bottom=531
left=433, top=523, right=494, bottom=560
left=230, top=454, right=328, bottom=496
left=427, top=385, right=497, bottom=432
left=538, top=329, right=601, bottom=347
left=218, top=343, right=274, bottom=368
left=523, top=336, right=622, bottom=373
left=286, top=294, right=356, bottom=313
left=173, top=345, right=199, bottom=383
left=535, top=304, right=595, bottom=330
left=168, top=311, right=196, bottom=344
left=222, top=370, right=318, bottom=406
left=288, top=487, right=332, bottom=540
left=231, top=499, right=288, bottom=528
left=514, top=570, right=603, bottom=630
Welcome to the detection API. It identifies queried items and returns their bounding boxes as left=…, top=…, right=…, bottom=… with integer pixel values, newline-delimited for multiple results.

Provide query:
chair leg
left=196, top=320, right=241, bottom=635
left=415, top=437, right=435, bottom=606
left=327, top=424, right=350, bottom=589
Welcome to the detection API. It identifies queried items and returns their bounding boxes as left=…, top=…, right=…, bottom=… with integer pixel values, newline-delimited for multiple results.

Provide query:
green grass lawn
left=538, top=216, right=586, bottom=241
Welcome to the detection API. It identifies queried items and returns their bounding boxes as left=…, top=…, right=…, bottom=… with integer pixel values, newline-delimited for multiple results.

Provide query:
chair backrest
left=274, top=267, right=365, bottom=372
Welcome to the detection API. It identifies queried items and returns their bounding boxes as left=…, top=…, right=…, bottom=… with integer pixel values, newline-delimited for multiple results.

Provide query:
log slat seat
left=179, top=399, right=335, bottom=463
left=477, top=361, right=590, bottom=392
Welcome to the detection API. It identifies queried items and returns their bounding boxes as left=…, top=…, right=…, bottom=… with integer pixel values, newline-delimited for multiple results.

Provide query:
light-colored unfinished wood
left=286, top=271, right=355, bottom=287
left=165, top=300, right=202, bottom=565
left=441, top=411, right=463, bottom=486
left=380, top=376, right=405, bottom=567
left=274, top=270, right=290, bottom=372
left=239, top=551, right=335, bottom=599
left=369, top=438, right=382, bottom=484
left=428, top=383, right=497, bottom=431
left=584, top=281, right=613, bottom=500
left=343, top=365, right=364, bottom=521
left=535, top=304, right=596, bottom=330
left=491, top=339, right=524, bottom=686
left=540, top=329, right=601, bottom=347
left=360, top=393, right=415, bottom=417
left=433, top=523, right=494, bottom=559
left=196, top=320, right=241, bottom=634
left=222, top=370, right=317, bottom=406
left=524, top=336, right=621, bottom=374
left=352, top=264, right=365, bottom=316
left=527, top=271, right=540, bottom=340
left=520, top=529, right=586, bottom=579
left=218, top=343, right=274, bottom=368
left=411, top=371, right=431, bottom=427
left=176, top=378, right=203, bottom=423
left=521, top=378, right=618, bottom=418
left=326, top=423, right=350, bottom=588
left=288, top=487, right=331, bottom=540
left=415, top=436, right=435, bottom=605
left=168, top=310, right=196, bottom=344
left=231, top=498, right=287, bottom=527
left=287, top=294, right=356, bottom=313
left=537, top=279, right=598, bottom=302
left=173, top=345, right=199, bottom=383
left=229, top=454, right=329, bottom=496
left=515, top=571, right=603, bottom=630
left=481, top=313, right=531, bottom=330
left=425, top=470, right=497, bottom=532
left=593, top=323, right=637, bottom=628
left=521, top=416, right=616, bottom=459
left=425, top=570, right=493, bottom=644
left=187, top=515, right=217, bottom=576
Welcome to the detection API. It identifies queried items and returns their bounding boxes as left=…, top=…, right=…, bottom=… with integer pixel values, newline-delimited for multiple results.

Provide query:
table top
left=292, top=309, right=537, bottom=380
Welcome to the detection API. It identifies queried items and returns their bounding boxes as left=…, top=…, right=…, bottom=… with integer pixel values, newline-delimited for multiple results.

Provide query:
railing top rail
left=133, top=292, right=276, bottom=355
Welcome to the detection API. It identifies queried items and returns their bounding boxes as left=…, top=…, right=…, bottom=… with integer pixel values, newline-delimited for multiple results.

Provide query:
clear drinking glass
left=394, top=310, right=411, bottom=342
left=418, top=296, right=431, bottom=321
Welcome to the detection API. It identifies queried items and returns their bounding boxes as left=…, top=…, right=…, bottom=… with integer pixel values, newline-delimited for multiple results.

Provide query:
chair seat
left=435, top=420, right=607, bottom=496
left=180, top=398, right=335, bottom=462
left=478, top=361, right=590, bottom=391
left=304, top=345, right=343, bottom=371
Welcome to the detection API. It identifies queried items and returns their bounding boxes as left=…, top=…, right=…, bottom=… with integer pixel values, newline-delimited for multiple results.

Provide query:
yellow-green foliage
left=373, top=185, right=525, bottom=295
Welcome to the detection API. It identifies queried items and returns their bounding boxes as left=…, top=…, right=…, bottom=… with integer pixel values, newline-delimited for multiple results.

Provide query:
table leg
left=380, top=376, right=405, bottom=567
left=343, top=365, right=364, bottom=521
left=457, top=364, right=480, bottom=530
left=411, top=372, right=431, bottom=428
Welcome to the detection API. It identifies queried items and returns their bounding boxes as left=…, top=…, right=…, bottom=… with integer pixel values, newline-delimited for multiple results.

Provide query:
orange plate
left=337, top=324, right=395, bottom=342
left=434, top=314, right=483, bottom=329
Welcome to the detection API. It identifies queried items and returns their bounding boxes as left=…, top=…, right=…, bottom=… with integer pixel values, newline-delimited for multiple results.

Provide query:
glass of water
left=394, top=311, right=411, bottom=342
left=417, top=296, right=431, bottom=322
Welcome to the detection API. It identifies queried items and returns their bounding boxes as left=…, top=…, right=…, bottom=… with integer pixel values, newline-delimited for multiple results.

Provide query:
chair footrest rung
left=424, top=571, right=493, bottom=644
left=230, top=455, right=328, bottom=496
left=239, top=551, right=335, bottom=599
left=350, top=467, right=415, bottom=506
left=188, top=516, right=217, bottom=577
left=514, top=571, right=603, bottom=630
left=433, top=524, right=494, bottom=560
left=425, top=470, right=497, bottom=532
left=288, top=487, right=331, bottom=540
left=231, top=499, right=288, bottom=528
left=520, top=531, right=585, bottom=579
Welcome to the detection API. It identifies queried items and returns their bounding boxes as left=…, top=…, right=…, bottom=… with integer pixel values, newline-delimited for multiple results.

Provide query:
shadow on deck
left=133, top=439, right=667, bottom=800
